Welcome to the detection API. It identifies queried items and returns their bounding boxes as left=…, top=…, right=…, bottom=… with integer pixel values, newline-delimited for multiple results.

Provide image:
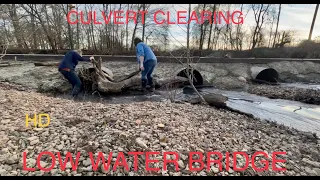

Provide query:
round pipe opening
left=257, top=68, right=279, bottom=83
left=251, top=67, right=279, bottom=83
left=177, top=68, right=203, bottom=86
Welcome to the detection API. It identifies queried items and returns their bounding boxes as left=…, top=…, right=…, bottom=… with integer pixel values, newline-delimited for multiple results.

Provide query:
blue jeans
left=59, top=69, right=82, bottom=96
left=141, top=60, right=157, bottom=88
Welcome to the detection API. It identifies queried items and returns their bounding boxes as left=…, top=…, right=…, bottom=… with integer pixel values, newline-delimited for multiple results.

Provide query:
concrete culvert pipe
left=251, top=66, right=279, bottom=83
left=177, top=68, right=204, bottom=86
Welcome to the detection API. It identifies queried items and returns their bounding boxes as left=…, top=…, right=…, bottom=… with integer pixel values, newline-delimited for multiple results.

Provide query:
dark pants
left=141, top=60, right=157, bottom=88
left=59, top=69, right=82, bottom=97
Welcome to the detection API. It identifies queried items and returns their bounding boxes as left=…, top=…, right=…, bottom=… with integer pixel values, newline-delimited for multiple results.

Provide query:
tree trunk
left=90, top=5, right=97, bottom=51
left=110, top=5, right=114, bottom=50
left=308, top=4, right=319, bottom=41
left=76, top=5, right=80, bottom=49
left=65, top=4, right=74, bottom=49
left=40, top=5, right=57, bottom=52
left=142, top=4, right=146, bottom=41
left=207, top=4, right=216, bottom=50
left=126, top=4, right=129, bottom=50
left=116, top=4, right=122, bottom=48
left=7, top=4, right=24, bottom=48
left=236, top=4, right=243, bottom=50
left=268, top=17, right=274, bottom=48
left=272, top=4, right=281, bottom=48
left=56, top=5, right=64, bottom=49
left=251, top=5, right=262, bottom=49
left=131, top=5, right=141, bottom=49
left=199, top=4, right=206, bottom=50
left=78, top=58, right=187, bottom=93
left=187, top=4, right=205, bottom=103
left=251, top=4, right=269, bottom=49
left=103, top=4, right=109, bottom=49
left=30, top=4, right=37, bottom=49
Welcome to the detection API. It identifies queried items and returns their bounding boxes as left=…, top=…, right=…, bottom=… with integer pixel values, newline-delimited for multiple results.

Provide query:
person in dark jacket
left=134, top=38, right=157, bottom=92
left=58, top=49, right=94, bottom=98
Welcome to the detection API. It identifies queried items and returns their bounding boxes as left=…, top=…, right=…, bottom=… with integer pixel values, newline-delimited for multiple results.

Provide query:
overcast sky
left=74, top=4, right=320, bottom=49
left=163, top=4, right=320, bottom=49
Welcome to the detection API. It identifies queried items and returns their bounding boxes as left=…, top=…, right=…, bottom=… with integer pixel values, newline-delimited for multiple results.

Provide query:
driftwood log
left=78, top=57, right=189, bottom=93
left=188, top=93, right=228, bottom=108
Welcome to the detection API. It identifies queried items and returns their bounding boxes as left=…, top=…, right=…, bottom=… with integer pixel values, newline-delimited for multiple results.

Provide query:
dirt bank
left=0, top=85, right=319, bottom=176
left=248, top=84, right=320, bottom=105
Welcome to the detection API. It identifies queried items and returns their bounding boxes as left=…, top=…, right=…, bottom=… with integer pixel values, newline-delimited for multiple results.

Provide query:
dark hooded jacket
left=58, top=50, right=90, bottom=71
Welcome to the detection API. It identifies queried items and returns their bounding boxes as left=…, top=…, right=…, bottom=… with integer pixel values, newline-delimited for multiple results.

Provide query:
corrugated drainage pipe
left=251, top=66, right=279, bottom=83
left=177, top=68, right=204, bottom=86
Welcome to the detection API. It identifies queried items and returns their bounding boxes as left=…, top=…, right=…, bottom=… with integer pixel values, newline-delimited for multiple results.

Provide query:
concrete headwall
left=101, top=60, right=320, bottom=90
left=2, top=55, right=320, bottom=91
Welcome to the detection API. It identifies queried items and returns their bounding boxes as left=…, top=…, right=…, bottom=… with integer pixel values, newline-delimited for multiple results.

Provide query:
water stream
left=54, top=85, right=320, bottom=137
left=176, top=87, right=320, bottom=136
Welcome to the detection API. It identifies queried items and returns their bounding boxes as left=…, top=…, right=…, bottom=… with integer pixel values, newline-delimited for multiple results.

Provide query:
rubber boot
left=141, top=79, right=147, bottom=92
left=148, top=84, right=155, bottom=92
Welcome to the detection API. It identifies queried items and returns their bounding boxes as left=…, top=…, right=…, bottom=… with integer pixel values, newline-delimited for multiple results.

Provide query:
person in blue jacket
left=134, top=37, right=157, bottom=92
left=58, top=49, right=94, bottom=99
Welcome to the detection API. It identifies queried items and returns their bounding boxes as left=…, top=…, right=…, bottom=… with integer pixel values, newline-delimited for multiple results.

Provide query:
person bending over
left=134, top=37, right=157, bottom=92
left=58, top=49, right=94, bottom=99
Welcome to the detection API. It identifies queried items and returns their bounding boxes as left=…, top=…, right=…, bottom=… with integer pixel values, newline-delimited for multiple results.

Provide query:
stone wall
left=0, top=60, right=320, bottom=93
left=104, top=61, right=320, bottom=90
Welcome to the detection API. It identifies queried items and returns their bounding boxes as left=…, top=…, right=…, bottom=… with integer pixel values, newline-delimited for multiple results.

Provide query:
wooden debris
left=78, top=57, right=187, bottom=94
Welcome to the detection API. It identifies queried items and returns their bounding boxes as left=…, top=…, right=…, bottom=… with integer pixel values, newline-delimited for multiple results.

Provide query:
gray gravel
left=0, top=84, right=319, bottom=176
left=248, top=84, right=320, bottom=105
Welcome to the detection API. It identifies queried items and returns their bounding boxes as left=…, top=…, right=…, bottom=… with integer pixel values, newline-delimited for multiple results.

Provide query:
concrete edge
left=2, top=54, right=320, bottom=64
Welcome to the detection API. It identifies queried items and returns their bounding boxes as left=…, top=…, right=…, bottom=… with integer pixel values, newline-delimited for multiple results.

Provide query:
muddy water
left=179, top=88, right=320, bottom=136
left=53, top=86, right=320, bottom=136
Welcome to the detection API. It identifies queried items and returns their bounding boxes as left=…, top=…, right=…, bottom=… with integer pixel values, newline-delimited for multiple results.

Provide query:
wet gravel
left=0, top=83, right=319, bottom=176
left=248, top=84, right=320, bottom=105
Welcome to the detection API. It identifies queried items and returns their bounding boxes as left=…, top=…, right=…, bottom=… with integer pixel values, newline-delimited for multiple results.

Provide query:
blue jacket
left=58, top=50, right=90, bottom=71
left=136, top=42, right=157, bottom=64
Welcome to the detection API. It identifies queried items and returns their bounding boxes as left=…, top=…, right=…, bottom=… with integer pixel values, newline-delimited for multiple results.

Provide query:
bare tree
left=308, top=4, right=319, bottom=41
left=272, top=4, right=281, bottom=48
left=187, top=4, right=205, bottom=103
left=6, top=4, right=28, bottom=49
left=251, top=4, right=271, bottom=49
left=130, top=4, right=142, bottom=50
left=207, top=4, right=217, bottom=50
left=275, top=30, right=294, bottom=48
left=21, top=4, right=57, bottom=52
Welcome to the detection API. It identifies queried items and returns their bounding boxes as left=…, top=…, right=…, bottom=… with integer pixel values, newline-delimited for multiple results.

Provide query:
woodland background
left=0, top=4, right=319, bottom=58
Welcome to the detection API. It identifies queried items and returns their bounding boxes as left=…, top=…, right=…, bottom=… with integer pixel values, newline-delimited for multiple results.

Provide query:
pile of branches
left=78, top=57, right=141, bottom=94
left=78, top=57, right=190, bottom=94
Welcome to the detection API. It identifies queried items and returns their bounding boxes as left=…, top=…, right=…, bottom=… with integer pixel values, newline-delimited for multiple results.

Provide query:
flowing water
left=180, top=88, right=320, bottom=136
left=54, top=85, right=320, bottom=137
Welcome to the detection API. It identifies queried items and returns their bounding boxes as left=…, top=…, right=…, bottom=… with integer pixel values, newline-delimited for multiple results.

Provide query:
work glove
left=89, top=56, right=94, bottom=62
